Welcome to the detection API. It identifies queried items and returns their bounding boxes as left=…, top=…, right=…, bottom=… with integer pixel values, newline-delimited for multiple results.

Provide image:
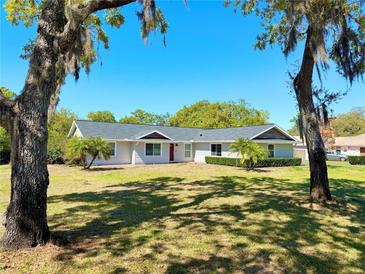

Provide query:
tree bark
left=86, top=154, right=98, bottom=169
left=1, top=0, right=67, bottom=249
left=294, top=27, right=332, bottom=202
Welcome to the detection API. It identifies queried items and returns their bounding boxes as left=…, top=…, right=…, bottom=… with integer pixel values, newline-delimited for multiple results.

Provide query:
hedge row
left=349, top=156, right=365, bottom=165
left=205, top=156, right=302, bottom=168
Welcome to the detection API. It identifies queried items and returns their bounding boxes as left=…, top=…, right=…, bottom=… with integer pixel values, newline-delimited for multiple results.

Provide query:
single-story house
left=293, top=134, right=365, bottom=160
left=332, top=134, right=365, bottom=156
left=68, top=120, right=297, bottom=166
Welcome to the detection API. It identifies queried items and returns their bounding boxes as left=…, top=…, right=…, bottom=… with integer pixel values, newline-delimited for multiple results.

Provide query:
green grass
left=326, top=160, right=352, bottom=167
left=0, top=163, right=364, bottom=274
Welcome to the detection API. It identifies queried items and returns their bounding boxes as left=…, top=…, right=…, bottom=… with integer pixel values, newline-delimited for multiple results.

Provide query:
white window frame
left=110, top=142, right=116, bottom=157
left=211, top=143, right=222, bottom=156
left=184, top=143, right=192, bottom=158
left=268, top=144, right=275, bottom=158
left=145, top=143, right=162, bottom=157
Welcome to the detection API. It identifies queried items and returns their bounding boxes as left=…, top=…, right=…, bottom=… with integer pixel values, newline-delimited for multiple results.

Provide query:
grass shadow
left=47, top=174, right=365, bottom=273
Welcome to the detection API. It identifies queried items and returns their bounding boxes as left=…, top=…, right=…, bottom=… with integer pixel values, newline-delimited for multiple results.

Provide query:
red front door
left=169, top=143, right=174, bottom=162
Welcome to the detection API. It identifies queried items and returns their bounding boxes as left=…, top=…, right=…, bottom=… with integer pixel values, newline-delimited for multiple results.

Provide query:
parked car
left=326, top=151, right=348, bottom=161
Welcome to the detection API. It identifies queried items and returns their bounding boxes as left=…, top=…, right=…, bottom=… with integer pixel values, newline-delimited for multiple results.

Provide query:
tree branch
left=87, top=0, right=136, bottom=12
left=58, top=0, right=136, bottom=53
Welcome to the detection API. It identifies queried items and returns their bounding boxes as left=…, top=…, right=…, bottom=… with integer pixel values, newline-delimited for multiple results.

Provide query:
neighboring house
left=293, top=134, right=365, bottom=160
left=68, top=120, right=297, bottom=166
left=332, top=134, right=365, bottom=156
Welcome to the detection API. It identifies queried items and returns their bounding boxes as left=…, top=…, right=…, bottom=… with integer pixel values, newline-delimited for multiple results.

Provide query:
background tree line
left=288, top=107, right=365, bottom=137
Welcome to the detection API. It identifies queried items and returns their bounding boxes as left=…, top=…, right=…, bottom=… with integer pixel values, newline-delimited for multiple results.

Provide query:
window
left=211, top=144, right=222, bottom=156
left=110, top=142, right=116, bottom=156
left=184, top=144, right=192, bottom=158
left=268, top=144, right=274, bottom=158
left=146, top=143, right=161, bottom=156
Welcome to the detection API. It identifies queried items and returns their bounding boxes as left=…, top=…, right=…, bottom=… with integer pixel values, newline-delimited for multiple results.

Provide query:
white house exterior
left=293, top=134, right=365, bottom=160
left=332, top=134, right=365, bottom=156
left=68, top=121, right=297, bottom=166
left=293, top=136, right=309, bottom=161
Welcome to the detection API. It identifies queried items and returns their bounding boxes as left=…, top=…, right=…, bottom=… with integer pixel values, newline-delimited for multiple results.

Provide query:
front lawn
left=0, top=163, right=364, bottom=273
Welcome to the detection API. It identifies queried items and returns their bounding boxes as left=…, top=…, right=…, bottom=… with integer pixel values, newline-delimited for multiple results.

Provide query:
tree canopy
left=289, top=107, right=365, bottom=137
left=87, top=111, right=116, bottom=122
left=225, top=0, right=365, bottom=84
left=169, top=100, right=269, bottom=128
left=120, top=109, right=170, bottom=125
left=4, top=0, right=168, bottom=83
left=332, top=107, right=365, bottom=136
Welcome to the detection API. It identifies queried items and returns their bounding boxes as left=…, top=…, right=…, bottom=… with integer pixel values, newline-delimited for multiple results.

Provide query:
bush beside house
left=0, top=127, right=11, bottom=164
left=47, top=147, right=66, bottom=164
left=349, top=156, right=365, bottom=165
left=206, top=156, right=302, bottom=168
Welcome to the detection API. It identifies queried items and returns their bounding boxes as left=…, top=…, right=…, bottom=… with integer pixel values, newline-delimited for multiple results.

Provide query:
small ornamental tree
left=0, top=0, right=167, bottom=249
left=84, top=137, right=112, bottom=168
left=226, top=0, right=365, bottom=201
left=229, top=138, right=267, bottom=169
left=66, top=137, right=111, bottom=169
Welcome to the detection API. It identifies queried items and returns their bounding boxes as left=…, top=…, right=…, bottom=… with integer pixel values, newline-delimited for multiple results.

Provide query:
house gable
left=67, top=121, right=84, bottom=138
left=252, top=127, right=294, bottom=141
left=137, top=131, right=173, bottom=140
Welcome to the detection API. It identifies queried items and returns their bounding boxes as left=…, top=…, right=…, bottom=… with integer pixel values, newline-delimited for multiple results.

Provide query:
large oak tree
left=227, top=0, right=365, bottom=201
left=0, top=0, right=167, bottom=249
left=332, top=107, right=365, bottom=136
left=169, top=100, right=269, bottom=128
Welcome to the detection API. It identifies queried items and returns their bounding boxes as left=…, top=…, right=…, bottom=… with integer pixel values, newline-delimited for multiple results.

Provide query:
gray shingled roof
left=72, top=120, right=291, bottom=142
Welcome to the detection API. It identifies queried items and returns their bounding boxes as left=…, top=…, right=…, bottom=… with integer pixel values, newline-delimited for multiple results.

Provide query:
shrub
left=0, top=127, right=10, bottom=164
left=348, top=156, right=365, bottom=165
left=47, top=146, right=65, bottom=164
left=0, top=150, right=10, bottom=165
left=205, top=156, right=301, bottom=168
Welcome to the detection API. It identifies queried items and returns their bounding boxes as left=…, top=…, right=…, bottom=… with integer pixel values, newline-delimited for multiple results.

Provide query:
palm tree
left=66, top=137, right=111, bottom=169
left=230, top=138, right=267, bottom=169
left=85, top=137, right=112, bottom=169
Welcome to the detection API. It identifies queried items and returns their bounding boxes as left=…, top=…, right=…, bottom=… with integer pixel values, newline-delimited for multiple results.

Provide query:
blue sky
left=0, top=1, right=364, bottom=130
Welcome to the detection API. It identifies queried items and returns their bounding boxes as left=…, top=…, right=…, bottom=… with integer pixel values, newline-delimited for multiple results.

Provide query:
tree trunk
left=2, top=105, right=51, bottom=248
left=294, top=27, right=332, bottom=202
left=1, top=1, right=66, bottom=249
left=86, top=155, right=97, bottom=169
